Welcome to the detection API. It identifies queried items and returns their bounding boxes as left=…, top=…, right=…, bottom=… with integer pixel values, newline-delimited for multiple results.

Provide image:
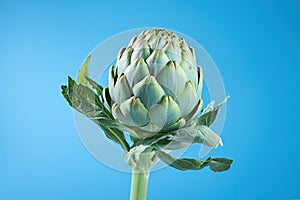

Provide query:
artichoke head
left=104, top=29, right=203, bottom=138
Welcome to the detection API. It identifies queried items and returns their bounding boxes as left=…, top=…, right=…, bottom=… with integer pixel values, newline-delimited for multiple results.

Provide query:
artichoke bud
left=106, top=28, right=203, bottom=138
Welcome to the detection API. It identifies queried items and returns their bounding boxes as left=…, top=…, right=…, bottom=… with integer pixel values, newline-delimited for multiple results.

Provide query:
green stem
left=130, top=169, right=150, bottom=200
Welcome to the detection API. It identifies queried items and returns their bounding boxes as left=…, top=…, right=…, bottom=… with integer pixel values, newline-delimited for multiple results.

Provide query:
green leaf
left=198, top=96, right=229, bottom=127
left=61, top=76, right=130, bottom=152
left=131, top=132, right=169, bottom=148
left=100, top=125, right=130, bottom=152
left=194, top=125, right=223, bottom=148
left=135, top=125, right=222, bottom=151
left=156, top=150, right=233, bottom=172
left=85, top=76, right=103, bottom=96
left=164, top=125, right=222, bottom=150
left=207, top=157, right=233, bottom=172
left=61, top=85, right=72, bottom=106
left=68, top=76, right=76, bottom=94
left=95, top=117, right=120, bottom=128
left=77, top=55, right=92, bottom=88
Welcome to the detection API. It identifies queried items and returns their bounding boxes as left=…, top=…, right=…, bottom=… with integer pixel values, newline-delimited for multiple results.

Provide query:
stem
left=130, top=169, right=150, bottom=200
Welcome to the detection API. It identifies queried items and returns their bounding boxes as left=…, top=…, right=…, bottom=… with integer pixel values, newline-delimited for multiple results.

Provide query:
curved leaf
left=77, top=55, right=92, bottom=88
left=61, top=76, right=130, bottom=152
left=156, top=150, right=233, bottom=172
left=198, top=96, right=229, bottom=127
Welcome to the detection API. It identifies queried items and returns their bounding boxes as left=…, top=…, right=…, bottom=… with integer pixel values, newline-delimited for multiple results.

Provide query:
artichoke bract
left=104, top=29, right=203, bottom=138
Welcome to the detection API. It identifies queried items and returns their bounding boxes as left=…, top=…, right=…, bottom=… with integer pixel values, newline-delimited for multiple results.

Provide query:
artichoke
left=61, top=28, right=233, bottom=200
left=104, top=29, right=203, bottom=138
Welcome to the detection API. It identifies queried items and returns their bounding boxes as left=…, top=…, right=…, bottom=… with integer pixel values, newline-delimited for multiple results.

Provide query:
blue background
left=1, top=0, right=299, bottom=199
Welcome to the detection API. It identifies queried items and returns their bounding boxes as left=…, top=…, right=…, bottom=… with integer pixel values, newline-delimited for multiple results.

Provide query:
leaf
left=156, top=150, right=233, bottom=172
left=131, top=132, right=170, bottom=148
left=194, top=125, right=223, bottom=148
left=158, top=125, right=222, bottom=150
left=61, top=85, right=72, bottom=106
left=100, top=118, right=120, bottom=127
left=198, top=96, right=229, bottom=127
left=85, top=76, right=103, bottom=96
left=100, top=125, right=130, bottom=152
left=207, top=157, right=233, bottom=172
left=77, top=55, right=93, bottom=88
left=61, top=76, right=130, bottom=152
left=131, top=125, right=222, bottom=151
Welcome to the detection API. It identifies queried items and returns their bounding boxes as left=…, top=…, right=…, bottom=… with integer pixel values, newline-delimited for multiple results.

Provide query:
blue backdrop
left=1, top=1, right=299, bottom=199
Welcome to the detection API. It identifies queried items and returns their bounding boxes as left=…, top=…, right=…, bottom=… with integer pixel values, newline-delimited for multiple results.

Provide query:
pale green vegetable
left=104, top=29, right=203, bottom=138
left=61, top=28, right=233, bottom=200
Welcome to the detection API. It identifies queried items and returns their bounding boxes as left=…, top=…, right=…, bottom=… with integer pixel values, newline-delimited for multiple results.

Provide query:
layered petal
left=112, top=103, right=136, bottom=126
left=119, top=97, right=150, bottom=126
left=156, top=61, right=187, bottom=95
left=148, top=95, right=181, bottom=130
left=162, top=118, right=186, bottom=133
left=108, top=65, right=116, bottom=102
left=139, top=123, right=162, bottom=133
left=196, top=67, right=203, bottom=101
left=163, top=41, right=181, bottom=64
left=124, top=58, right=150, bottom=88
left=148, top=35, right=167, bottom=49
left=128, top=35, right=138, bottom=47
left=114, top=74, right=132, bottom=105
left=189, top=47, right=196, bottom=64
left=148, top=103, right=167, bottom=129
left=130, top=97, right=151, bottom=126
left=160, top=96, right=181, bottom=129
left=132, top=76, right=165, bottom=110
left=184, top=99, right=203, bottom=123
left=131, top=40, right=151, bottom=62
left=177, top=81, right=197, bottom=117
left=180, top=58, right=198, bottom=88
left=146, top=49, right=169, bottom=76
left=117, top=47, right=126, bottom=60
left=116, top=47, right=133, bottom=75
